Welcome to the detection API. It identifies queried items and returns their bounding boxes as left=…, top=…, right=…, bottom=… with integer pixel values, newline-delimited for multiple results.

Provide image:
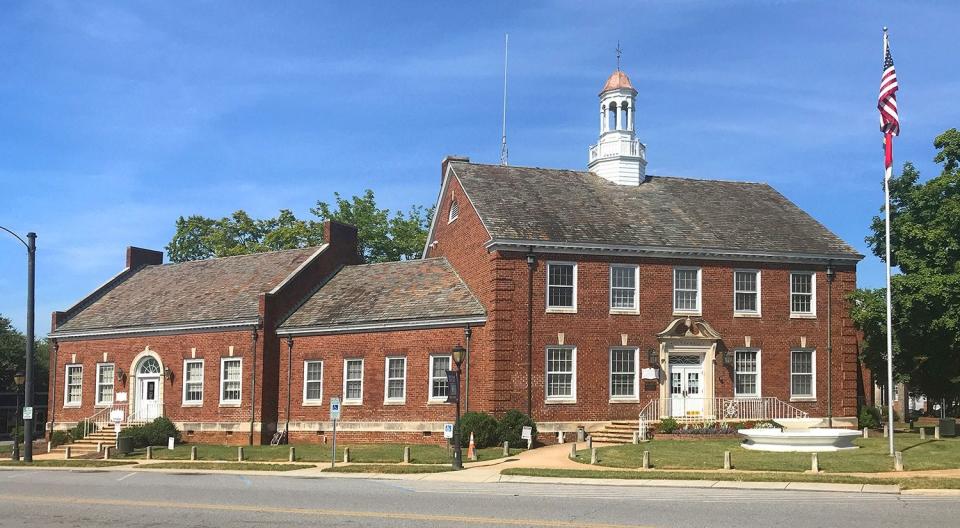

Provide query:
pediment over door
left=656, top=317, right=722, bottom=341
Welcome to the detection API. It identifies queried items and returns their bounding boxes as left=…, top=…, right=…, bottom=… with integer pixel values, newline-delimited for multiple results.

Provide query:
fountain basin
left=739, top=428, right=861, bottom=452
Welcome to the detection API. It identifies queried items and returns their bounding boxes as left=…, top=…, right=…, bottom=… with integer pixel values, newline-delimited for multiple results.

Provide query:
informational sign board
left=521, top=426, right=532, bottom=441
left=110, top=409, right=125, bottom=423
left=330, top=397, right=341, bottom=421
left=116, top=392, right=128, bottom=402
left=443, top=423, right=454, bottom=439
left=22, top=407, right=33, bottom=420
left=445, top=370, right=460, bottom=403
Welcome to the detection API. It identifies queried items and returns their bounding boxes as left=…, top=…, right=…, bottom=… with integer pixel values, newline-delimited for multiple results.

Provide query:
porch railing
left=640, top=397, right=808, bottom=423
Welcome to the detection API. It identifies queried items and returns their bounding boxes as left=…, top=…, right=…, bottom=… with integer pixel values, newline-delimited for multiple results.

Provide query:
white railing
left=640, top=397, right=808, bottom=423
left=589, top=138, right=645, bottom=162
left=127, top=403, right=162, bottom=425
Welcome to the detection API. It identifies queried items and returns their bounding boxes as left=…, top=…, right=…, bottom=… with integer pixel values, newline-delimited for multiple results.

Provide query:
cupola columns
left=588, top=70, right=647, bottom=186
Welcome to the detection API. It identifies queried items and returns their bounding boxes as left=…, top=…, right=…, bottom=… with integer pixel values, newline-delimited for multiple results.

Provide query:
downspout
left=464, top=324, right=472, bottom=413
left=826, top=262, right=835, bottom=428
left=285, top=335, right=293, bottom=439
left=48, top=339, right=59, bottom=438
left=526, top=248, right=535, bottom=417
left=249, top=322, right=260, bottom=446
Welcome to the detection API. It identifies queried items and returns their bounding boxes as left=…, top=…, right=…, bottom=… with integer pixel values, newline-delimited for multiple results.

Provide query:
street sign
left=521, top=426, right=532, bottom=441
left=330, top=397, right=341, bottom=420
left=22, top=407, right=32, bottom=420
left=443, top=423, right=454, bottom=439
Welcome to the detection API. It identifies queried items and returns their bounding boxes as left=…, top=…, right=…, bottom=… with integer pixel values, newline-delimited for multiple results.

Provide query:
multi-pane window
left=220, top=358, right=242, bottom=403
left=610, top=265, right=638, bottom=312
left=790, top=272, right=815, bottom=316
left=183, top=360, right=204, bottom=404
left=609, top=348, right=638, bottom=399
left=791, top=350, right=815, bottom=398
left=385, top=357, right=406, bottom=402
left=344, top=359, right=364, bottom=403
left=429, top=356, right=451, bottom=400
left=734, top=270, right=760, bottom=314
left=734, top=350, right=760, bottom=397
left=546, top=346, right=576, bottom=401
left=96, top=363, right=114, bottom=405
left=303, top=361, right=323, bottom=403
left=673, top=268, right=701, bottom=313
left=546, top=262, right=576, bottom=310
left=65, top=365, right=82, bottom=406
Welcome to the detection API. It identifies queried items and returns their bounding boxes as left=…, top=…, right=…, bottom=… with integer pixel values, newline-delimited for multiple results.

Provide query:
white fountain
left=739, top=418, right=861, bottom=452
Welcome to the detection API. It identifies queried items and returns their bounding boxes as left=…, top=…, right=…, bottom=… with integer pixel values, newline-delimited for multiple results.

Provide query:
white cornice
left=50, top=319, right=260, bottom=340
left=277, top=316, right=487, bottom=337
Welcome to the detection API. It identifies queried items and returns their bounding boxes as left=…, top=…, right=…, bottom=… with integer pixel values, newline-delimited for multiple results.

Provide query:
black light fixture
left=646, top=348, right=658, bottom=366
left=163, top=366, right=173, bottom=382
left=722, top=349, right=735, bottom=367
left=452, top=344, right=466, bottom=369
left=526, top=253, right=535, bottom=266
left=13, top=371, right=25, bottom=387
left=116, top=367, right=126, bottom=384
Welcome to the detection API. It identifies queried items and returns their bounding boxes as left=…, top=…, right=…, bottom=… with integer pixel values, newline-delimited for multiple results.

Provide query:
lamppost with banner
left=11, top=371, right=24, bottom=461
left=0, top=226, right=35, bottom=463
left=448, top=344, right=466, bottom=470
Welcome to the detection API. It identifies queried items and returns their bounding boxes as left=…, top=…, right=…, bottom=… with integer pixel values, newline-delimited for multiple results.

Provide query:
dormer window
left=448, top=198, right=460, bottom=223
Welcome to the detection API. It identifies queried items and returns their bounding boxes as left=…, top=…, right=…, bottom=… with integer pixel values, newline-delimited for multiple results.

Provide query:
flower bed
left=648, top=419, right=779, bottom=439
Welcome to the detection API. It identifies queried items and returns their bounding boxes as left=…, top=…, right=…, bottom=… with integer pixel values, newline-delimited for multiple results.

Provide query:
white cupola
left=588, top=70, right=647, bottom=185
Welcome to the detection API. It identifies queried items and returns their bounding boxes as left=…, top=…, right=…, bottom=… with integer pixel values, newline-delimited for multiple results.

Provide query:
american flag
left=878, top=32, right=899, bottom=138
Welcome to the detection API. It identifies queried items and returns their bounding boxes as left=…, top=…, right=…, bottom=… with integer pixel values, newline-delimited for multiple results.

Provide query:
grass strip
left=501, top=468, right=960, bottom=490
left=141, top=462, right=313, bottom=472
left=324, top=464, right=455, bottom=474
left=0, top=460, right=135, bottom=468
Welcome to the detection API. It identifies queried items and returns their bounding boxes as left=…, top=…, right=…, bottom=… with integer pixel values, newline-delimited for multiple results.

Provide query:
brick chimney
left=126, top=246, right=163, bottom=268
left=441, top=155, right=470, bottom=183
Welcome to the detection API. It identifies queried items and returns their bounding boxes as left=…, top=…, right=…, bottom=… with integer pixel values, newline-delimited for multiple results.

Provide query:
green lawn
left=501, top=468, right=960, bottom=490
left=577, top=433, right=960, bottom=473
left=324, top=464, right=455, bottom=474
left=118, top=443, right=520, bottom=464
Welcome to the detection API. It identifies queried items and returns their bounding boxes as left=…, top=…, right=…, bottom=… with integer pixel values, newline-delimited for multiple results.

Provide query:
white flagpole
left=883, top=28, right=896, bottom=458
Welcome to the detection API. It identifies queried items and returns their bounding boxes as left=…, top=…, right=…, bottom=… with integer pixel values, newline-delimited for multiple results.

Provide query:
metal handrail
left=640, top=396, right=808, bottom=422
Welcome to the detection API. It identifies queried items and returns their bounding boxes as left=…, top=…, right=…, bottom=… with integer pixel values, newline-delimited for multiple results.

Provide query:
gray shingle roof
left=54, top=247, right=320, bottom=333
left=451, top=162, right=861, bottom=259
left=280, top=258, right=485, bottom=330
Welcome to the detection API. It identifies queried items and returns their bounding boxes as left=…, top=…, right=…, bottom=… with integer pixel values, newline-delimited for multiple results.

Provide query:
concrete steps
left=590, top=421, right=641, bottom=444
left=49, top=424, right=127, bottom=456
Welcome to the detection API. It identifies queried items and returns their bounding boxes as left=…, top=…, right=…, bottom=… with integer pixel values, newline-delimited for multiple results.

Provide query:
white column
left=601, top=105, right=606, bottom=133
left=615, top=101, right=622, bottom=130
left=629, top=103, right=634, bottom=131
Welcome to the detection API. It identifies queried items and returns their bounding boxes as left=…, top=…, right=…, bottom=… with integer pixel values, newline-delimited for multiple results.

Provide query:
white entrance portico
left=656, top=317, right=722, bottom=420
left=129, top=347, right=165, bottom=422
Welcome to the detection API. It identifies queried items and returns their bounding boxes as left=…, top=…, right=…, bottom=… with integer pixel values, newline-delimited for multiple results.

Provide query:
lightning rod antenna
left=500, top=33, right=509, bottom=166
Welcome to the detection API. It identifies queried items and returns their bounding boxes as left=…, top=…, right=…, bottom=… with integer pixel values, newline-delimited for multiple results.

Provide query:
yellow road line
left=0, top=494, right=650, bottom=528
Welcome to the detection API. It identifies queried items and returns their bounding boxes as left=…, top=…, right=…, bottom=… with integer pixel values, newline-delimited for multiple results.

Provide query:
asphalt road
left=0, top=469, right=956, bottom=527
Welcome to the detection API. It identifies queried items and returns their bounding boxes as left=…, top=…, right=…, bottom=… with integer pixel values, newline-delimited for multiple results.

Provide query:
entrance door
left=137, top=376, right=160, bottom=421
left=669, top=355, right=704, bottom=418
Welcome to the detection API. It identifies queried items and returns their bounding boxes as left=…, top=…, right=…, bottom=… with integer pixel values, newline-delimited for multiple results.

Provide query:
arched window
left=448, top=198, right=460, bottom=223
left=607, top=102, right=618, bottom=131
left=137, top=357, right=161, bottom=376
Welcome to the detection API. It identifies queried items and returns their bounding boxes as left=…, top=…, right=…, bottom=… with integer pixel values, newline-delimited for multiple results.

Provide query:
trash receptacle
left=939, top=419, right=957, bottom=438
left=116, top=436, right=133, bottom=454
left=576, top=426, right=586, bottom=442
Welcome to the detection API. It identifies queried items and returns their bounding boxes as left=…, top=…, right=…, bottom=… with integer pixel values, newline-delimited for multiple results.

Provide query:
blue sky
left=1, top=1, right=958, bottom=333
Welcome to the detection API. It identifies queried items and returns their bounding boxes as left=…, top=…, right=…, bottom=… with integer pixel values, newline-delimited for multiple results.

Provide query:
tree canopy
left=853, top=128, right=960, bottom=401
left=166, top=190, right=433, bottom=263
left=0, top=315, right=48, bottom=392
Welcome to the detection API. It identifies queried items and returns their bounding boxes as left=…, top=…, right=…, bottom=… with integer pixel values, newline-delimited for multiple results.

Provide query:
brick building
left=47, top=68, right=864, bottom=445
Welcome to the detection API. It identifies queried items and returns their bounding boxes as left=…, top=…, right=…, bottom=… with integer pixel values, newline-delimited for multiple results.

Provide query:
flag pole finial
left=883, top=26, right=888, bottom=32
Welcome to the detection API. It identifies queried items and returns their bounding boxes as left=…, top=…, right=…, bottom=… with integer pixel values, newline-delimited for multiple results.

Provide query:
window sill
left=64, top=403, right=81, bottom=408
left=609, top=309, right=639, bottom=315
left=94, top=403, right=113, bottom=408
left=609, top=398, right=640, bottom=404
left=546, top=307, right=577, bottom=314
left=342, top=400, right=363, bottom=406
left=219, top=402, right=241, bottom=408
left=672, top=311, right=702, bottom=317
left=383, top=400, right=406, bottom=406
left=733, top=312, right=761, bottom=318
left=427, top=399, right=450, bottom=405
left=545, top=399, right=577, bottom=405
left=790, top=397, right=817, bottom=403
left=181, top=402, right=203, bottom=408
left=733, top=395, right=761, bottom=400
left=789, top=313, right=817, bottom=319
left=302, top=401, right=325, bottom=407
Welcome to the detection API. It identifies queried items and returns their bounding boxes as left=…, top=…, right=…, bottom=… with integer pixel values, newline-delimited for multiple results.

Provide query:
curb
left=497, top=474, right=901, bottom=494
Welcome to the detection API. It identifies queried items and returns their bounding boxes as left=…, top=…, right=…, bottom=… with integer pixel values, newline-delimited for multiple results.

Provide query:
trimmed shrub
left=50, top=430, right=70, bottom=447
left=859, top=406, right=881, bottom=429
left=458, top=412, right=499, bottom=448
left=68, top=420, right=96, bottom=442
left=657, top=417, right=678, bottom=434
left=122, top=417, right=182, bottom=448
left=496, top=410, right=537, bottom=446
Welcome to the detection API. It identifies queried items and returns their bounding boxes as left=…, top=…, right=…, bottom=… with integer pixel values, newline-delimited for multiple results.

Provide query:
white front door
left=669, top=356, right=704, bottom=418
left=137, top=376, right=161, bottom=421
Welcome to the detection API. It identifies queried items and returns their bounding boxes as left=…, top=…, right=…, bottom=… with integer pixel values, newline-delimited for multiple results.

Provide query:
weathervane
left=616, top=41, right=622, bottom=71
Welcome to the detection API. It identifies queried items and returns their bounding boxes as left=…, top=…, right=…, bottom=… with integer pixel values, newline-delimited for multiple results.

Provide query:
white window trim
left=733, top=269, right=762, bottom=317
left=219, top=357, right=242, bottom=406
left=733, top=349, right=762, bottom=398
left=545, top=261, right=578, bottom=313
left=428, top=355, right=452, bottom=403
left=64, top=364, right=82, bottom=407
left=94, top=363, right=114, bottom=407
left=343, top=358, right=364, bottom=405
left=384, top=356, right=407, bottom=404
left=545, top=345, right=577, bottom=403
left=182, top=359, right=204, bottom=407
left=789, top=271, right=817, bottom=318
left=672, top=266, right=702, bottom=315
left=447, top=198, right=459, bottom=223
left=609, top=264, right=640, bottom=314
left=302, top=360, right=324, bottom=406
left=790, top=348, right=817, bottom=401
left=609, top=347, right=639, bottom=401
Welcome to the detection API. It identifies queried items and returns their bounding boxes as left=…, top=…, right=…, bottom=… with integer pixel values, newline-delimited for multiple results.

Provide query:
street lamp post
left=12, top=371, right=24, bottom=461
left=450, top=344, right=466, bottom=470
left=0, top=227, right=35, bottom=463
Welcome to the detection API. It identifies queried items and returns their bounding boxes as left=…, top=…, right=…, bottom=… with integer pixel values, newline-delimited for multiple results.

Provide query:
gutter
left=49, top=319, right=261, bottom=340
left=276, top=316, right=487, bottom=336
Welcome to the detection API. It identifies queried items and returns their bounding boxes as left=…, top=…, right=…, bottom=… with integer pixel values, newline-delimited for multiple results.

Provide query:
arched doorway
left=134, top=356, right=163, bottom=421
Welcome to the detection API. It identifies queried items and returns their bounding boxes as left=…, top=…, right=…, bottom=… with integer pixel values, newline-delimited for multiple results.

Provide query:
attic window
left=448, top=198, right=460, bottom=223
